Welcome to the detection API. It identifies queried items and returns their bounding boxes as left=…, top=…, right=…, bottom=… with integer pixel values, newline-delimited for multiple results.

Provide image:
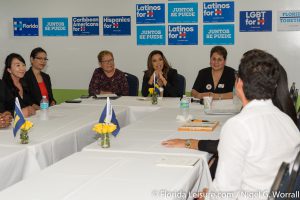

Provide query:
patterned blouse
left=88, top=68, right=129, bottom=96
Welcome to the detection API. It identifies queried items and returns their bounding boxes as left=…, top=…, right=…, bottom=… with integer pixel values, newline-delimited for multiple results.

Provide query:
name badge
left=218, top=84, right=224, bottom=88
left=206, top=84, right=212, bottom=90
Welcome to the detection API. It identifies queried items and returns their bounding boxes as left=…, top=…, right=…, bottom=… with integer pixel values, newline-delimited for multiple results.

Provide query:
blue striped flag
left=13, top=98, right=25, bottom=137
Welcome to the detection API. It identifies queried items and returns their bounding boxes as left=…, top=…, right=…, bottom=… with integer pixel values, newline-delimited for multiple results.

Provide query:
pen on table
left=191, top=119, right=210, bottom=122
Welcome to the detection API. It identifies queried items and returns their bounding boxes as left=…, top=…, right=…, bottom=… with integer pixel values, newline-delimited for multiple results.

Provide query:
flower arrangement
left=93, top=123, right=117, bottom=148
left=20, top=120, right=33, bottom=144
left=148, top=84, right=159, bottom=105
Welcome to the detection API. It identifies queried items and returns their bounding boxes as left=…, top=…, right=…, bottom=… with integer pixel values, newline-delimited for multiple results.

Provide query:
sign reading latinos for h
left=13, top=18, right=39, bottom=36
left=240, top=10, right=272, bottom=32
left=168, top=25, right=198, bottom=45
left=136, top=4, right=165, bottom=24
left=203, top=1, right=234, bottom=23
left=103, top=16, right=131, bottom=36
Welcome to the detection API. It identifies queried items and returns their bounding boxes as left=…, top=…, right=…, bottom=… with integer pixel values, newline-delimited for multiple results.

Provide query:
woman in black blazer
left=24, top=47, right=56, bottom=108
left=142, top=50, right=179, bottom=97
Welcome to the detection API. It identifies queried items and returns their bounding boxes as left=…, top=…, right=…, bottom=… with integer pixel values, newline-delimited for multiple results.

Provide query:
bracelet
left=185, top=139, right=191, bottom=149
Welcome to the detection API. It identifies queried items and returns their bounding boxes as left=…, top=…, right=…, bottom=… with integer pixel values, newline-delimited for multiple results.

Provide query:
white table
left=0, top=151, right=211, bottom=200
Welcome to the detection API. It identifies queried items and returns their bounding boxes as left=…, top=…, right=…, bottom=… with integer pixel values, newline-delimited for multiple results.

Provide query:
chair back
left=268, top=162, right=290, bottom=200
left=177, top=74, right=186, bottom=97
left=124, top=72, right=139, bottom=96
left=287, top=150, right=300, bottom=197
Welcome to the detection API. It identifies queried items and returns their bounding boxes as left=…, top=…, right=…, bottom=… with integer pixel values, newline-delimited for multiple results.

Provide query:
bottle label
left=40, top=102, right=49, bottom=110
left=180, top=101, right=189, bottom=109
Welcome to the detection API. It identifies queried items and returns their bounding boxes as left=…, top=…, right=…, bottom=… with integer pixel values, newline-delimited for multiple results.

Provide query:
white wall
left=0, top=0, right=300, bottom=90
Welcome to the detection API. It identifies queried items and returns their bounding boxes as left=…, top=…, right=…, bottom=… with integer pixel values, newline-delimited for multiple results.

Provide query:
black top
left=142, top=68, right=180, bottom=97
left=24, top=67, right=56, bottom=106
left=0, top=79, right=7, bottom=113
left=198, top=140, right=219, bottom=154
left=2, top=76, right=33, bottom=113
left=192, top=66, right=235, bottom=94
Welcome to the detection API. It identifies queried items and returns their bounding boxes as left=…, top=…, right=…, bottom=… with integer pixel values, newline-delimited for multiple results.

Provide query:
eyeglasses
left=101, top=59, right=114, bottom=64
left=35, top=57, right=48, bottom=61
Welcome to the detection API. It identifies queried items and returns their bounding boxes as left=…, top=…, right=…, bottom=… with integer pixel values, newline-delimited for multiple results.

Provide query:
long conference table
left=0, top=96, right=241, bottom=199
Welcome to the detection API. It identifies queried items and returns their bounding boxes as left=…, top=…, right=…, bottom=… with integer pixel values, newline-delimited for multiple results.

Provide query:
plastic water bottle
left=40, top=96, right=49, bottom=120
left=180, top=95, right=190, bottom=121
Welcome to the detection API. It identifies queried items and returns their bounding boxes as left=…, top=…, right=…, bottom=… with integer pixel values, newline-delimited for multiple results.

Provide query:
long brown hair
left=146, top=50, right=171, bottom=79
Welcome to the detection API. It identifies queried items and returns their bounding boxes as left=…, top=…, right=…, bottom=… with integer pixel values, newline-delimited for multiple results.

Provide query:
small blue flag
left=99, top=97, right=120, bottom=137
left=153, top=73, right=161, bottom=95
left=13, top=98, right=25, bottom=137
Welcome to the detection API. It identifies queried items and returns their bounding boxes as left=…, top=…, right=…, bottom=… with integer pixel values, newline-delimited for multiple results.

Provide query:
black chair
left=177, top=74, right=186, bottom=97
left=287, top=150, right=300, bottom=198
left=268, top=162, right=290, bottom=200
left=124, top=72, right=139, bottom=96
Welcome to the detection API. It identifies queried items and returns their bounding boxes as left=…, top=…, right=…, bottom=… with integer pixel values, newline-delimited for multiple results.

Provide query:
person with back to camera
left=0, top=79, right=12, bottom=128
left=196, top=49, right=300, bottom=200
left=88, top=50, right=129, bottom=96
left=24, top=47, right=56, bottom=109
left=192, top=46, right=235, bottom=100
left=2, top=53, right=35, bottom=117
left=142, top=50, right=179, bottom=97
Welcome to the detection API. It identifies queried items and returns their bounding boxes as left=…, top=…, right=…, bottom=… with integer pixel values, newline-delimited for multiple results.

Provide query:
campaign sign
left=103, top=16, right=131, bottom=36
left=168, top=25, right=198, bottom=45
left=168, top=3, right=198, bottom=23
left=13, top=18, right=39, bottom=36
left=72, top=16, right=99, bottom=36
left=278, top=10, right=300, bottom=31
left=42, top=18, right=68, bottom=36
left=203, top=24, right=234, bottom=45
left=240, top=11, right=272, bottom=32
left=203, top=1, right=234, bottom=23
left=137, top=26, right=165, bottom=45
left=136, top=4, right=165, bottom=24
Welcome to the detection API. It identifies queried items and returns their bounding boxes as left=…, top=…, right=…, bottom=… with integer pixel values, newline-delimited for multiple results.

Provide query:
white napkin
left=176, top=114, right=193, bottom=122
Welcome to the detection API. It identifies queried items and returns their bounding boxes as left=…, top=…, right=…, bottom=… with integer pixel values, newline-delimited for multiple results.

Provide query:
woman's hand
left=22, top=106, right=36, bottom=117
left=50, top=101, right=56, bottom=106
left=161, top=139, right=186, bottom=148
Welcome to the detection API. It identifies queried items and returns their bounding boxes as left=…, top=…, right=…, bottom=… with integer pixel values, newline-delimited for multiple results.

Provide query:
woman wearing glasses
left=191, top=46, right=236, bottom=100
left=88, top=50, right=129, bottom=96
left=24, top=47, right=56, bottom=109
left=142, top=50, right=179, bottom=97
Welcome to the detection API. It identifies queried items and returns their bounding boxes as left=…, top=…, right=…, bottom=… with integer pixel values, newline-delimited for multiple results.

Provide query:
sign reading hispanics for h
left=136, top=4, right=165, bottom=24
left=277, top=10, right=300, bottom=31
left=240, top=11, right=272, bottom=32
left=168, top=25, right=198, bottom=45
left=203, top=24, right=234, bottom=45
left=168, top=3, right=198, bottom=23
left=103, top=16, right=131, bottom=36
left=13, top=18, right=39, bottom=36
left=72, top=16, right=99, bottom=36
left=42, top=18, right=68, bottom=36
left=137, top=26, right=165, bottom=45
left=203, top=1, right=234, bottom=23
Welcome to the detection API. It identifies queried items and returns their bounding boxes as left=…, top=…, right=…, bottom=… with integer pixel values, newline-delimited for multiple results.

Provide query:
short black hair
left=30, top=47, right=47, bottom=59
left=210, top=46, right=227, bottom=60
left=238, top=49, right=280, bottom=100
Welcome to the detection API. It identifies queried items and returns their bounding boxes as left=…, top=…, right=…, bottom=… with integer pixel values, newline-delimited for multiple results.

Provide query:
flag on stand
left=13, top=97, right=25, bottom=137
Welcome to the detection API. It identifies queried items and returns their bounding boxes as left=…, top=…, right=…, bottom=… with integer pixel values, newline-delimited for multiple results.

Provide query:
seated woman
left=142, top=50, right=179, bottom=97
left=191, top=46, right=236, bottom=100
left=0, top=79, right=12, bottom=128
left=24, top=47, right=56, bottom=109
left=2, top=53, right=36, bottom=117
left=88, top=50, right=129, bottom=96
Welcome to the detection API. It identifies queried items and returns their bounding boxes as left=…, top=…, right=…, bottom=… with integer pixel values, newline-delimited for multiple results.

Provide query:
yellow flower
left=93, top=123, right=117, bottom=134
left=148, top=84, right=160, bottom=95
left=148, top=88, right=154, bottom=94
left=20, top=120, right=33, bottom=131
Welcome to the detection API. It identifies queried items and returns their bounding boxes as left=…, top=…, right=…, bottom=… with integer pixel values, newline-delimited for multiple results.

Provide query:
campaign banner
left=13, top=18, right=39, bottom=36
left=278, top=10, right=300, bottom=31
left=103, top=16, right=131, bottom=36
left=137, top=26, right=165, bottom=45
left=203, top=24, right=234, bottom=45
left=136, top=4, right=165, bottom=24
left=168, top=25, right=198, bottom=45
left=168, top=3, right=198, bottom=23
left=72, top=16, right=99, bottom=36
left=42, top=18, right=68, bottom=36
left=203, top=1, right=234, bottom=23
left=240, top=11, right=272, bottom=32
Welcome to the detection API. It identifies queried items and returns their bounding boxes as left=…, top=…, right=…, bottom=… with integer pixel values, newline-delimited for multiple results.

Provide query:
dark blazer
left=142, top=68, right=180, bottom=97
left=0, top=79, right=7, bottom=113
left=24, top=67, right=56, bottom=106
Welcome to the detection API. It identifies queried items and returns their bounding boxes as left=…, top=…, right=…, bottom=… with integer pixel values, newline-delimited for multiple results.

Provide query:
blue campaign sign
left=72, top=16, right=99, bottom=36
left=137, top=26, right=165, bottom=45
left=203, top=24, right=234, bottom=45
left=203, top=1, right=234, bottom=23
left=136, top=4, right=165, bottom=24
left=42, top=18, right=68, bottom=36
left=103, top=16, right=131, bottom=36
left=13, top=18, right=39, bottom=36
left=168, top=3, right=198, bottom=23
left=168, top=25, right=198, bottom=45
left=240, top=11, right=272, bottom=32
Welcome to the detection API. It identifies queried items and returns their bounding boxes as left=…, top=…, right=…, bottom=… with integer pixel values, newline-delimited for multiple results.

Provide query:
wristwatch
left=185, top=139, right=191, bottom=149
